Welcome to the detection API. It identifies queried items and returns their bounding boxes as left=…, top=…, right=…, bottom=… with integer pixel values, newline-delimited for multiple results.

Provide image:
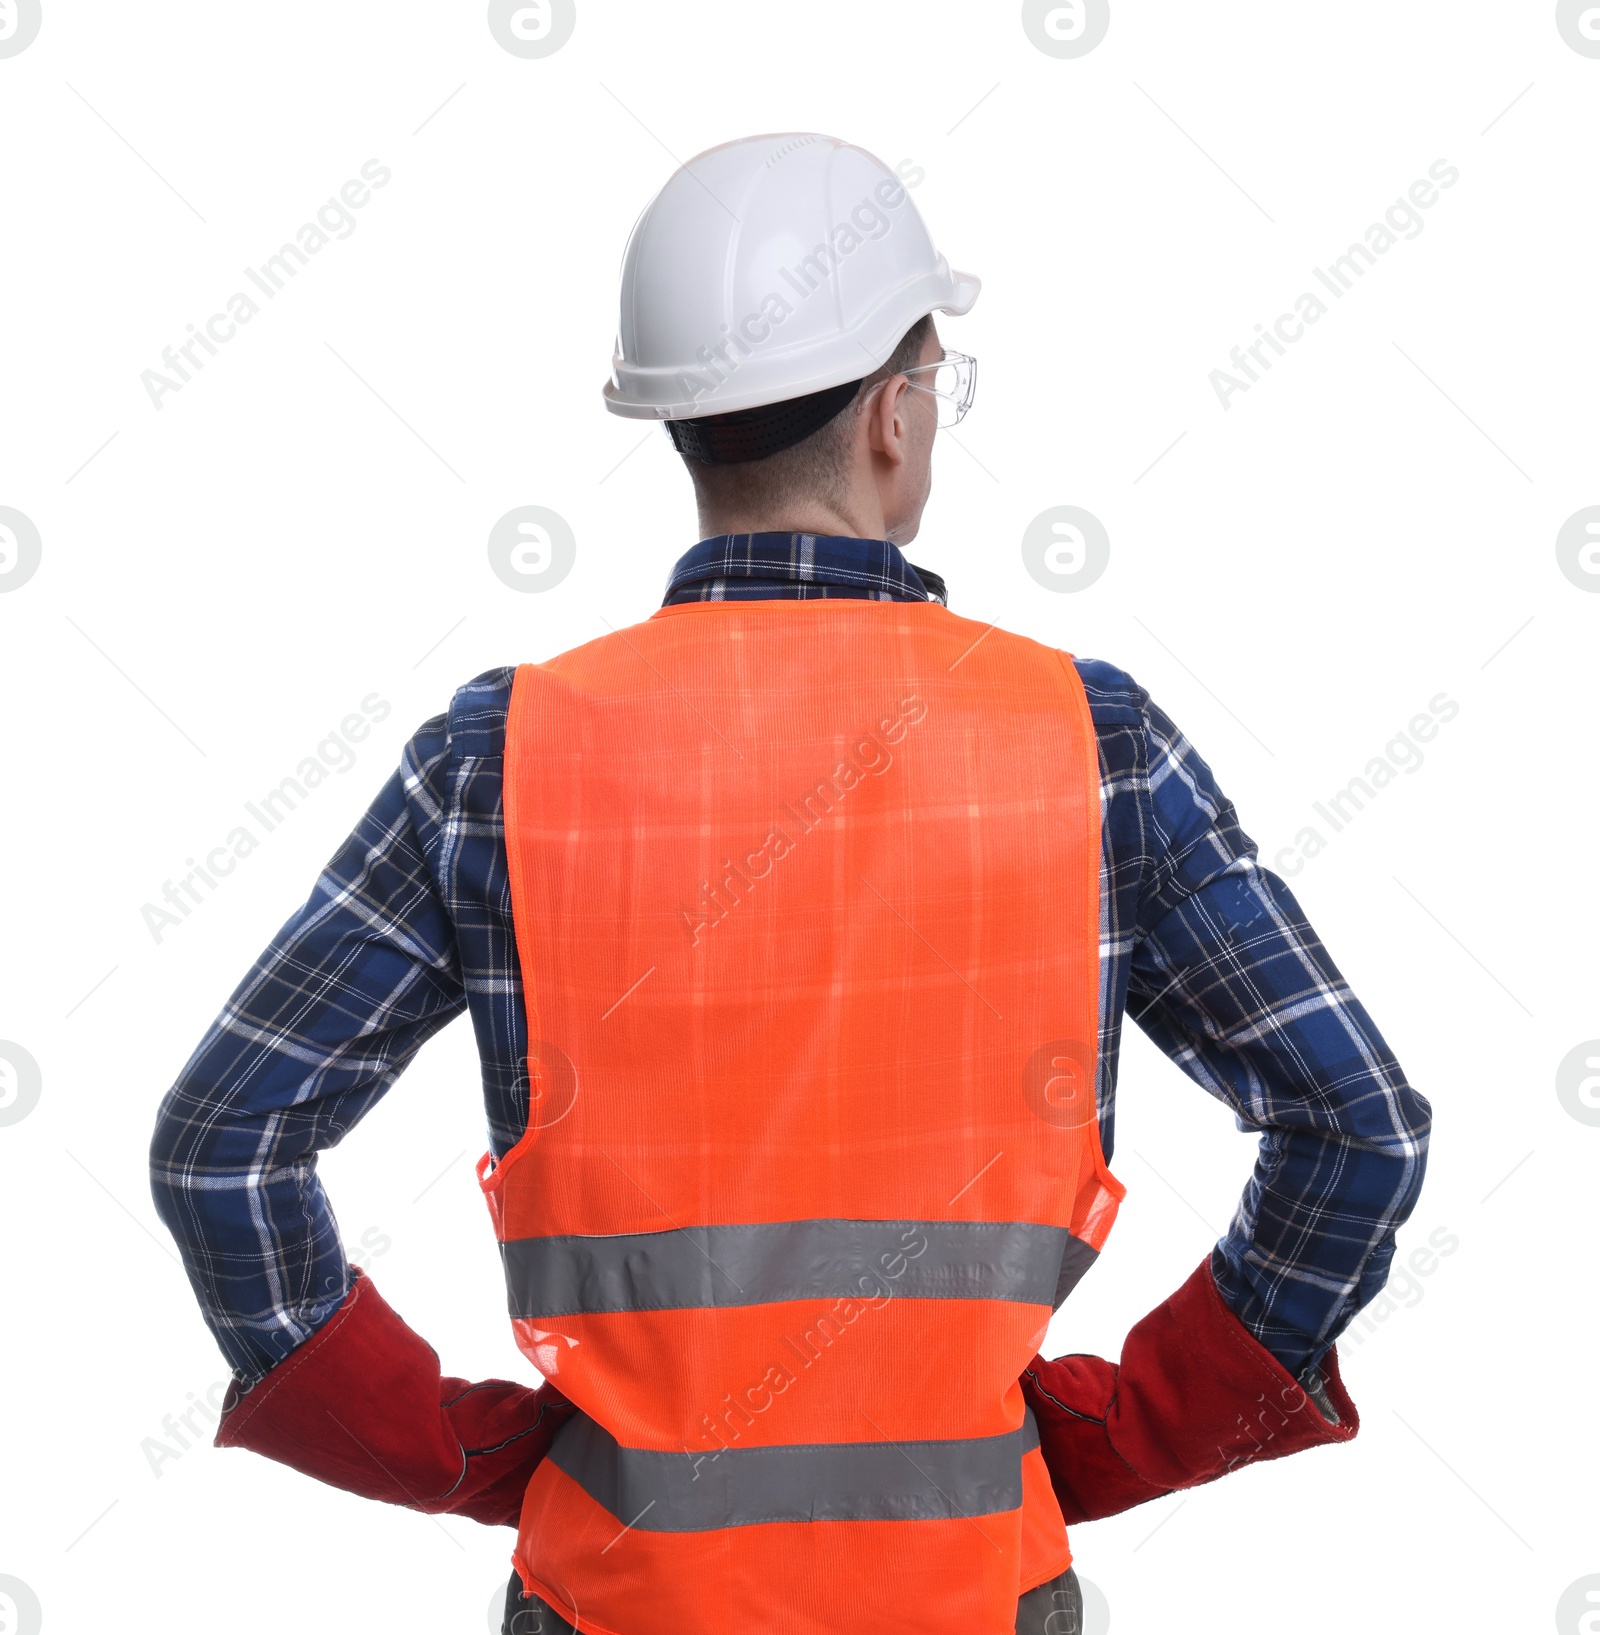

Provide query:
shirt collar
left=662, top=532, right=945, bottom=606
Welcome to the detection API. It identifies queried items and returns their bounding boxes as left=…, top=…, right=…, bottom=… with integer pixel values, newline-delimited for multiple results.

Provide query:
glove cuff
left=1110, top=1256, right=1359, bottom=1491
left=215, top=1267, right=573, bottom=1525
left=216, top=1267, right=454, bottom=1501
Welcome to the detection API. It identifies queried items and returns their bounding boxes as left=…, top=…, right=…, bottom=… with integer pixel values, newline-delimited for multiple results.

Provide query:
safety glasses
left=902, top=349, right=977, bottom=428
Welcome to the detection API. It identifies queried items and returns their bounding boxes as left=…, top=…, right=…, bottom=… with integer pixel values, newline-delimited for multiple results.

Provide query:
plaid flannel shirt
left=151, top=532, right=1431, bottom=1387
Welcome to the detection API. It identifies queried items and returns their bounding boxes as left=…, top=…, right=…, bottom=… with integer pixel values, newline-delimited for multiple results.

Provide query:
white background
left=1, top=3, right=1596, bottom=1632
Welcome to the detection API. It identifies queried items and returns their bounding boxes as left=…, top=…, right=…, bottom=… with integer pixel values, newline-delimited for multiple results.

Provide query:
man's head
left=602, top=134, right=980, bottom=547
left=679, top=316, right=943, bottom=545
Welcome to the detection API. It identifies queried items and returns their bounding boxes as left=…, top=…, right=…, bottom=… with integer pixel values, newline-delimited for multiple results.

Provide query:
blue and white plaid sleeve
left=1114, top=673, right=1432, bottom=1377
left=149, top=694, right=472, bottom=1384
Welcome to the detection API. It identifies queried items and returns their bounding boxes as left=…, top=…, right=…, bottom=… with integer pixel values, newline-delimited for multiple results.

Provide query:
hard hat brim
left=944, top=269, right=981, bottom=317
left=604, top=268, right=983, bottom=422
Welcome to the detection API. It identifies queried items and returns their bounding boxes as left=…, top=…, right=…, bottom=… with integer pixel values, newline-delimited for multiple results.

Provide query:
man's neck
left=696, top=499, right=885, bottom=543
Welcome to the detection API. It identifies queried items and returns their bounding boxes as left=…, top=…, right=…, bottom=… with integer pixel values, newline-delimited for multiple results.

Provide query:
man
left=151, top=135, right=1430, bottom=1635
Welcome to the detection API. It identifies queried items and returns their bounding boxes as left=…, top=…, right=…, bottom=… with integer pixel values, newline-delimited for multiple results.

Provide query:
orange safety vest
left=479, top=597, right=1123, bottom=1635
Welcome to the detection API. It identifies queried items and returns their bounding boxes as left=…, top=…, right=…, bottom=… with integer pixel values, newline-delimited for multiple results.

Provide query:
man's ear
left=865, top=377, right=912, bottom=466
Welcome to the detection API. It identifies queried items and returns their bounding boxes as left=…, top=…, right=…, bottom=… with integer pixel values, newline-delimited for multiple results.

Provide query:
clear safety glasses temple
left=902, top=349, right=977, bottom=428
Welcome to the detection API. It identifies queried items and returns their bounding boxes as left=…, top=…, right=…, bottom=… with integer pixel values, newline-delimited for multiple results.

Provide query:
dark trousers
left=503, top=1565, right=1084, bottom=1633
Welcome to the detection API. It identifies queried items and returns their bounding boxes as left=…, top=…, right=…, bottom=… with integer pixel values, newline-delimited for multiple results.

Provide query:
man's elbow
left=1399, top=1082, right=1434, bottom=1168
left=147, top=1082, right=196, bottom=1232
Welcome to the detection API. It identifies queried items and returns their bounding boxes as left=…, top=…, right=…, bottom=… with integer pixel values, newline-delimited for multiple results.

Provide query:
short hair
left=682, top=315, right=934, bottom=519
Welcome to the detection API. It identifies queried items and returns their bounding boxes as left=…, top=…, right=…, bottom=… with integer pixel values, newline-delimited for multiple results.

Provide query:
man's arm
left=149, top=679, right=573, bottom=1524
left=1125, top=687, right=1431, bottom=1379
left=149, top=707, right=467, bottom=1381
left=1023, top=667, right=1431, bottom=1524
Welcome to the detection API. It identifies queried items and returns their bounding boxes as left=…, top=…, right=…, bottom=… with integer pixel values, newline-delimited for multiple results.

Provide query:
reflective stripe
left=548, top=1410, right=1043, bottom=1531
left=1053, top=1232, right=1098, bottom=1309
left=502, top=1218, right=1094, bottom=1318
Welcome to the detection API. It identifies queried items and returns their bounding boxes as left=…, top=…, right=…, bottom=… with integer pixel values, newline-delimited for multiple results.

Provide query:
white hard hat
left=603, top=133, right=980, bottom=424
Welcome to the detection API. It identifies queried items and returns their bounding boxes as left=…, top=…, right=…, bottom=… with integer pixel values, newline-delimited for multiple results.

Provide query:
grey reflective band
left=502, top=1218, right=1097, bottom=1318
left=548, top=1410, right=1042, bottom=1531
left=1053, top=1232, right=1098, bottom=1309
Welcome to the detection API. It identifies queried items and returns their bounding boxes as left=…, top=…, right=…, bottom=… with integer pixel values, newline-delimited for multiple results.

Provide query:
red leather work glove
left=1021, top=1256, right=1359, bottom=1525
left=214, top=1267, right=576, bottom=1527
